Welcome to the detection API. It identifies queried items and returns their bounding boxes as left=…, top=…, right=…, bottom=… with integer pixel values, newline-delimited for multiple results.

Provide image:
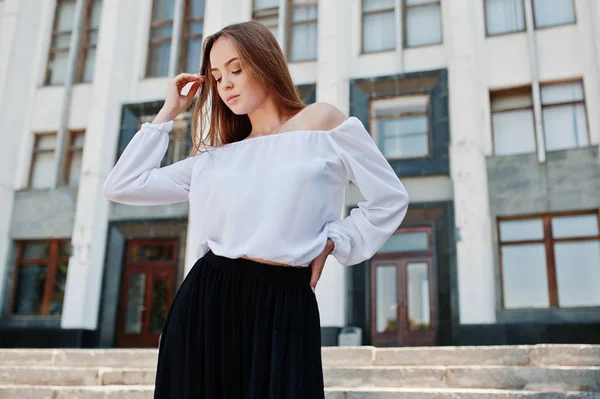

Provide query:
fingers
left=174, top=72, right=205, bottom=86
left=309, top=261, right=324, bottom=290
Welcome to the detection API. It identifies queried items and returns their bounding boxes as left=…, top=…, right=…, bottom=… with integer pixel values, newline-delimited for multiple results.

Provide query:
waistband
left=202, top=249, right=312, bottom=287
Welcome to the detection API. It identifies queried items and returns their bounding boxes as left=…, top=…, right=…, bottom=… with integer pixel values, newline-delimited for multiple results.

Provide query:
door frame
left=369, top=225, right=437, bottom=346
left=117, top=238, right=178, bottom=348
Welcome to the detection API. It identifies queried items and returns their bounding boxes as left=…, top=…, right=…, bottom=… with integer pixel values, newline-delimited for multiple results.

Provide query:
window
left=484, top=0, right=525, bottom=36
left=29, top=133, right=57, bottom=189
left=10, top=240, right=71, bottom=316
left=485, top=0, right=575, bottom=36
left=362, top=0, right=396, bottom=53
left=77, top=0, right=102, bottom=82
left=252, top=0, right=280, bottom=41
left=498, top=213, right=600, bottom=309
left=65, top=131, right=85, bottom=186
left=371, top=95, right=430, bottom=159
left=403, top=0, right=441, bottom=48
left=288, top=0, right=318, bottom=62
left=180, top=0, right=205, bottom=73
left=45, top=0, right=103, bottom=85
left=490, top=87, right=536, bottom=156
left=541, top=81, right=588, bottom=152
left=532, top=0, right=575, bottom=28
left=147, top=0, right=175, bottom=77
left=138, top=113, right=191, bottom=166
left=46, top=0, right=76, bottom=85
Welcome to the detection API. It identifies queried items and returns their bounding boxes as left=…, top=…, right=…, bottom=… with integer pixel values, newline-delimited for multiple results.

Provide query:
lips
left=227, top=94, right=239, bottom=102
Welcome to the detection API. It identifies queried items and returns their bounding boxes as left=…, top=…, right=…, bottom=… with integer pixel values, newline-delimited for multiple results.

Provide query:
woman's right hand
left=153, top=73, right=205, bottom=124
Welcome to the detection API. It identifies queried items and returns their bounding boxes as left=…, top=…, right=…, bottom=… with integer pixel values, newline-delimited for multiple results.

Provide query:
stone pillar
left=446, top=0, right=496, bottom=324
left=61, top=0, right=141, bottom=329
left=314, top=0, right=352, bottom=329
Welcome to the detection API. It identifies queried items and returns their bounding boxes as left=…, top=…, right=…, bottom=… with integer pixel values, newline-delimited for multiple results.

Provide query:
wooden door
left=117, top=239, right=177, bottom=348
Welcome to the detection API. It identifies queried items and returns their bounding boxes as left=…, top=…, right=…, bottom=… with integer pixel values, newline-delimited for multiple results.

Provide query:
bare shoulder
left=297, top=102, right=348, bottom=132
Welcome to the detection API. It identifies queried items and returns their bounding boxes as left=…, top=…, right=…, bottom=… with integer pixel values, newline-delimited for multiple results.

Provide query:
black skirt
left=153, top=249, right=325, bottom=399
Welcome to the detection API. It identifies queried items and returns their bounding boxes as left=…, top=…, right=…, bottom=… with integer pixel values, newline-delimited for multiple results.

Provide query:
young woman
left=103, top=21, right=409, bottom=399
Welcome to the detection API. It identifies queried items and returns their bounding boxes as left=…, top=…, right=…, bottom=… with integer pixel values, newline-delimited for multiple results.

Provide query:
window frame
left=402, top=0, right=443, bottom=49
left=252, top=0, right=280, bottom=40
left=45, top=0, right=75, bottom=86
left=286, top=0, right=319, bottom=62
left=179, top=0, right=205, bottom=74
left=539, top=79, right=589, bottom=152
left=483, top=0, right=526, bottom=37
left=63, top=130, right=85, bottom=186
left=28, top=132, right=57, bottom=189
left=9, top=239, right=71, bottom=317
left=369, top=93, right=432, bottom=161
left=531, top=0, right=576, bottom=30
left=497, top=210, right=600, bottom=310
left=146, top=0, right=175, bottom=78
left=489, top=86, right=536, bottom=156
left=75, top=0, right=101, bottom=83
left=360, top=0, right=396, bottom=54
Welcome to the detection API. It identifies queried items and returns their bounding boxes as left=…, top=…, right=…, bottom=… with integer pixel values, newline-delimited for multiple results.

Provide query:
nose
left=222, top=75, right=233, bottom=90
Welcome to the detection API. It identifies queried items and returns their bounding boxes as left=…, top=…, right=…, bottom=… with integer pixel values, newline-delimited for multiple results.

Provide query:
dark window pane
left=90, top=0, right=103, bottom=29
left=125, top=273, right=146, bottom=334
left=130, top=243, right=175, bottom=262
left=22, top=242, right=51, bottom=260
left=376, top=265, right=397, bottom=332
left=49, top=263, right=68, bottom=315
left=150, top=276, right=170, bottom=333
left=189, top=0, right=205, bottom=17
left=185, top=37, right=202, bottom=73
left=407, top=262, right=430, bottom=330
left=379, top=232, right=428, bottom=253
left=501, top=244, right=549, bottom=309
left=13, top=265, right=47, bottom=315
left=555, top=241, right=600, bottom=307
left=58, top=241, right=72, bottom=258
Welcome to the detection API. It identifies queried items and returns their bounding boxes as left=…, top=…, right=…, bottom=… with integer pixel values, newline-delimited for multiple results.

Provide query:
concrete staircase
left=0, top=344, right=599, bottom=398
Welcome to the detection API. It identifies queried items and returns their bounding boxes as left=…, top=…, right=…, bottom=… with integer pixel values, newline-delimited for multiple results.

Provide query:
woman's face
left=209, top=36, right=269, bottom=115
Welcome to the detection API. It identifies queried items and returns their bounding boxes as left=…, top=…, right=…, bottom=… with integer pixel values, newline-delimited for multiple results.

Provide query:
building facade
left=0, top=0, right=599, bottom=348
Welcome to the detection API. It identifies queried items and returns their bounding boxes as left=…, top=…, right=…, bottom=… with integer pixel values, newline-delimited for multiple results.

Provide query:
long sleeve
left=325, top=117, right=409, bottom=266
left=103, top=120, right=199, bottom=206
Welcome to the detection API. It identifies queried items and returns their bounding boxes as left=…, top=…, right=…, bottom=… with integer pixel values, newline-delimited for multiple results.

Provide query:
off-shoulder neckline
left=210, top=116, right=359, bottom=148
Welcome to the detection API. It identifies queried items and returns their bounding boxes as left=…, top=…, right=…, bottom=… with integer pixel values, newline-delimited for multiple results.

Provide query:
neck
left=247, top=97, right=287, bottom=136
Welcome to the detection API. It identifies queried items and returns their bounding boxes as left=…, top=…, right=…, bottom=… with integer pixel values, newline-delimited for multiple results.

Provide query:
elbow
left=102, top=178, right=120, bottom=202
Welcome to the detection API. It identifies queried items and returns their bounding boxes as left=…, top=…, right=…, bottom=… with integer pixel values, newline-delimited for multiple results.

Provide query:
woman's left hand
left=309, top=239, right=335, bottom=292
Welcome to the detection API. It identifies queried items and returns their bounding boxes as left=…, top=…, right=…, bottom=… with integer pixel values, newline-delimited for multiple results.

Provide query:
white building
left=0, top=0, right=599, bottom=348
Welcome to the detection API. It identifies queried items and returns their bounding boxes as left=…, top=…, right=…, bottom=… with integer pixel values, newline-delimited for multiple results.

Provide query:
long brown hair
left=188, top=21, right=306, bottom=156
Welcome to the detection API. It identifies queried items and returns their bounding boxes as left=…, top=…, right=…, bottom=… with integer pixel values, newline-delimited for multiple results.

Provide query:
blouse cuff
left=141, top=120, right=174, bottom=133
left=327, top=225, right=351, bottom=266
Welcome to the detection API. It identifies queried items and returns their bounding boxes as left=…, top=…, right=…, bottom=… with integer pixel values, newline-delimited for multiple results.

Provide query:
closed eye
left=215, top=69, right=241, bottom=84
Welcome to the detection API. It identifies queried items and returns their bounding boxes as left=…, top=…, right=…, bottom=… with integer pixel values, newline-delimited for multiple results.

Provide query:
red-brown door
left=370, top=227, right=437, bottom=347
left=117, top=239, right=177, bottom=348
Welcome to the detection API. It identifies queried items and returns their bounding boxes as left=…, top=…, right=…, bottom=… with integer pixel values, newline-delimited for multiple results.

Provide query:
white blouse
left=103, top=116, right=409, bottom=267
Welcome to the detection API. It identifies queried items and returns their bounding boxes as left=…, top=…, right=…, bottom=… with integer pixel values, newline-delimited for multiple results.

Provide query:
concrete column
left=0, top=0, right=48, bottom=312
left=446, top=0, right=496, bottom=324
left=315, top=0, right=352, bottom=329
left=61, top=0, right=140, bottom=329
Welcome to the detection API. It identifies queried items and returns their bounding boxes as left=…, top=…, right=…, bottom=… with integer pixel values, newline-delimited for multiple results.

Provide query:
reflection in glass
left=125, top=273, right=146, bottom=334
left=13, top=265, right=47, bottom=315
left=150, top=277, right=170, bottom=333
left=50, top=263, right=68, bottom=315
left=552, top=215, right=599, bottom=239
left=555, top=241, right=600, bottom=307
left=407, top=262, right=430, bottom=330
left=22, top=242, right=51, bottom=260
left=131, top=243, right=174, bottom=262
left=502, top=244, right=549, bottom=309
left=376, top=265, right=397, bottom=333
left=499, top=219, right=544, bottom=242
left=379, top=232, right=428, bottom=253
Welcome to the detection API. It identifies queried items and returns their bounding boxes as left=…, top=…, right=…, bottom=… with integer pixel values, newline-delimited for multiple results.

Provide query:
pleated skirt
left=153, top=249, right=325, bottom=399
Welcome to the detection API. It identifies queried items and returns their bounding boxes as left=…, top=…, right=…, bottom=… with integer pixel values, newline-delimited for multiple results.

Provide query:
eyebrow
left=210, top=57, right=239, bottom=72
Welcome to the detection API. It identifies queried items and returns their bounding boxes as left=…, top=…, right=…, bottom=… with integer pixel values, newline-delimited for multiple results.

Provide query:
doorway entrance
left=370, top=226, right=437, bottom=346
left=117, top=239, right=178, bottom=348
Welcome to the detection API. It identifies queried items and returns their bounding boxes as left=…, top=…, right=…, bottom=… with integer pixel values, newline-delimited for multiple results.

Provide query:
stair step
left=0, top=386, right=599, bottom=399
left=0, top=345, right=598, bottom=368
left=0, top=365, right=598, bottom=391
